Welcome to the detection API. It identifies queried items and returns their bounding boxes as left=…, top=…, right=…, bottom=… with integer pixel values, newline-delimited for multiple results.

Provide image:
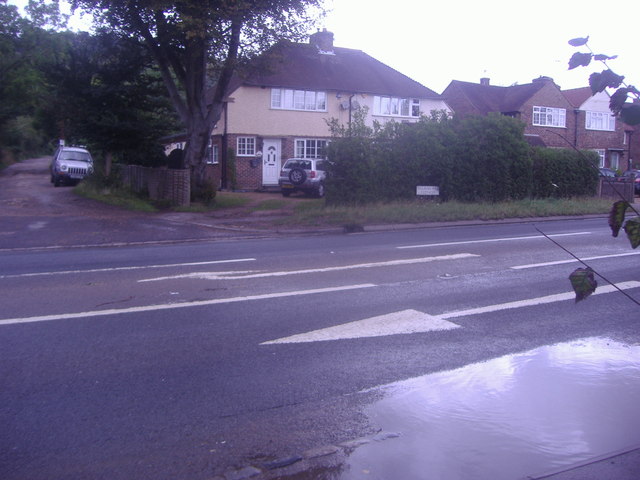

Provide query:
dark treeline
left=0, top=1, right=179, bottom=167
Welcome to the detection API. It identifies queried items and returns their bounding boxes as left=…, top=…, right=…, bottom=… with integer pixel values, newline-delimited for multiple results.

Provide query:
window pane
left=271, top=89, right=281, bottom=108
left=316, top=92, right=326, bottom=110
left=400, top=99, right=409, bottom=116
left=284, top=89, right=294, bottom=109
left=294, top=90, right=305, bottom=110
left=305, top=91, right=315, bottom=110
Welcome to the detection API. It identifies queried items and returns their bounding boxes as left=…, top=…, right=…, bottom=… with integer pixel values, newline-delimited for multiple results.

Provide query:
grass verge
left=282, top=197, right=613, bottom=226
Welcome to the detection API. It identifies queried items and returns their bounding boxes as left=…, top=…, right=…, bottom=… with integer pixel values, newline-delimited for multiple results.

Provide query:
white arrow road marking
left=261, top=309, right=461, bottom=344
left=0, top=284, right=376, bottom=327
left=261, top=281, right=640, bottom=345
left=139, top=253, right=479, bottom=282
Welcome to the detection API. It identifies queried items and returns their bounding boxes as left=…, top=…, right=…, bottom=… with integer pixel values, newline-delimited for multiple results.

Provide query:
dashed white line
left=397, top=232, right=591, bottom=249
left=511, top=252, right=640, bottom=270
left=0, top=258, right=256, bottom=280
left=0, top=284, right=376, bottom=326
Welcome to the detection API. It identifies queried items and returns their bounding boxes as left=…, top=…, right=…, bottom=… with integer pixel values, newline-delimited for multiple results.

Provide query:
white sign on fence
left=416, top=185, right=439, bottom=196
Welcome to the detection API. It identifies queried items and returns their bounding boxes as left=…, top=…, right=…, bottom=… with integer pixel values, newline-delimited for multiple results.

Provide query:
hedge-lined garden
left=325, top=112, right=599, bottom=204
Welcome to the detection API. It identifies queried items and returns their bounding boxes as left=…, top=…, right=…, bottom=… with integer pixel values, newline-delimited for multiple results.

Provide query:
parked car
left=50, top=146, right=94, bottom=187
left=620, top=169, right=640, bottom=194
left=598, top=167, right=618, bottom=179
left=279, top=158, right=327, bottom=197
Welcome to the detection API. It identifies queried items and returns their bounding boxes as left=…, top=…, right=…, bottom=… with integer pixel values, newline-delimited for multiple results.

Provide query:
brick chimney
left=480, top=77, right=490, bottom=86
left=310, top=28, right=334, bottom=53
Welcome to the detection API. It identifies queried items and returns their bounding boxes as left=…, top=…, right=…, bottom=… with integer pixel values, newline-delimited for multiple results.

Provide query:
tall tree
left=68, top=0, right=324, bottom=184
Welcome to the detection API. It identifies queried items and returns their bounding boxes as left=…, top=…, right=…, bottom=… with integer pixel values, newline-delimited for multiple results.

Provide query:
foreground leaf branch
left=563, top=37, right=640, bottom=302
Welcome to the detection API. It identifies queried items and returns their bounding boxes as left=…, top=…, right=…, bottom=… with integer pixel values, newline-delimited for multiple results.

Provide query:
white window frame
left=373, top=96, right=421, bottom=118
left=586, top=111, right=616, bottom=131
left=295, top=138, right=328, bottom=159
left=593, top=149, right=606, bottom=167
left=206, top=142, right=219, bottom=164
left=271, top=88, right=327, bottom=111
left=533, top=106, right=566, bottom=128
left=236, top=137, right=256, bottom=157
left=610, top=151, right=621, bottom=170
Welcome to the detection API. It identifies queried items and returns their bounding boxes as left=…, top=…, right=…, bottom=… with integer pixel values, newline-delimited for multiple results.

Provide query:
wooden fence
left=598, top=178, right=635, bottom=203
left=118, top=165, right=190, bottom=207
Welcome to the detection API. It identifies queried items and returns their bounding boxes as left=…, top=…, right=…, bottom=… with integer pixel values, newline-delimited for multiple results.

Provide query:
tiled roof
left=562, top=87, right=593, bottom=108
left=230, top=41, right=441, bottom=99
left=445, top=80, right=546, bottom=114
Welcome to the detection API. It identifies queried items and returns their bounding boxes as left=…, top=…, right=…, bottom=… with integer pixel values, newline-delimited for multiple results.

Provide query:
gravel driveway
left=0, top=158, right=313, bottom=250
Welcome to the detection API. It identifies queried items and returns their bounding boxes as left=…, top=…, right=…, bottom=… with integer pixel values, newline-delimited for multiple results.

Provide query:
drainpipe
left=348, top=93, right=355, bottom=135
left=221, top=100, right=229, bottom=189
left=573, top=109, right=580, bottom=147
left=626, top=129, right=634, bottom=170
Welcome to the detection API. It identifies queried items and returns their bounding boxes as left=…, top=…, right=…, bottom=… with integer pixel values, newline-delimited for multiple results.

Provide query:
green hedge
left=325, top=113, right=598, bottom=204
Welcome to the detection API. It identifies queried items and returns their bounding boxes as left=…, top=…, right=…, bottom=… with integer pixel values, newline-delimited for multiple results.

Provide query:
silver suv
left=50, top=146, right=94, bottom=186
left=278, top=158, right=327, bottom=198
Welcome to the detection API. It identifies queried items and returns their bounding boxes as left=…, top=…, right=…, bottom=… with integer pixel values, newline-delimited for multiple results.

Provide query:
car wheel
left=316, top=183, right=325, bottom=198
left=53, top=176, right=61, bottom=187
left=289, top=168, right=306, bottom=186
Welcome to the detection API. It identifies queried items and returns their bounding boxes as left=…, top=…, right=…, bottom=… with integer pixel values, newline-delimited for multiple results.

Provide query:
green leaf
left=610, top=88, right=631, bottom=114
left=589, top=70, right=625, bottom=93
left=568, top=36, right=589, bottom=47
left=620, top=104, right=640, bottom=126
left=594, top=54, right=617, bottom=61
left=624, top=217, right=640, bottom=248
left=609, top=200, right=629, bottom=237
left=569, top=52, right=592, bottom=70
left=569, top=267, right=597, bottom=302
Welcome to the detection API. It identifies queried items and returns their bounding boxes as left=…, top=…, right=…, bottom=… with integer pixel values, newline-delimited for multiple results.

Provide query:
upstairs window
left=271, top=89, right=327, bottom=111
left=586, top=111, right=616, bottom=131
left=374, top=96, right=420, bottom=117
left=533, top=106, right=566, bottom=127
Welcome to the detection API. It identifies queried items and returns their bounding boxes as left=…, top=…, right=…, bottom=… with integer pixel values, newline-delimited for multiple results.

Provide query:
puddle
left=336, top=337, right=640, bottom=480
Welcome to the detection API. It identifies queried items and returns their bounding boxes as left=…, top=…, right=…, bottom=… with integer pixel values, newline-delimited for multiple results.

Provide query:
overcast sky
left=9, top=0, right=637, bottom=95
left=323, top=0, right=638, bottom=94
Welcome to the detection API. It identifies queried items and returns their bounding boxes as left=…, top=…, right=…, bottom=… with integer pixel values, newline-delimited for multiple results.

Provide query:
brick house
left=165, top=30, right=451, bottom=190
left=442, top=77, right=630, bottom=171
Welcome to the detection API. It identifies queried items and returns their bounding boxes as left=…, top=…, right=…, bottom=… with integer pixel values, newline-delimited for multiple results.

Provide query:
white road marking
left=138, top=253, right=480, bottom=282
left=0, top=258, right=256, bottom=280
left=397, top=232, right=591, bottom=249
left=511, top=252, right=640, bottom=270
left=261, top=309, right=461, bottom=344
left=261, top=281, right=640, bottom=345
left=0, top=284, right=376, bottom=327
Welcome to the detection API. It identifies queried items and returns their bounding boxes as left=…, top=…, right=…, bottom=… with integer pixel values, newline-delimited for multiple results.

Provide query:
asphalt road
left=1, top=159, right=639, bottom=480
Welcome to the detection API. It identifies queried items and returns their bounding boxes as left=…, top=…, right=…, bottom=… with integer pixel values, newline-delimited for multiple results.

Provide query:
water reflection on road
left=335, top=337, right=640, bottom=480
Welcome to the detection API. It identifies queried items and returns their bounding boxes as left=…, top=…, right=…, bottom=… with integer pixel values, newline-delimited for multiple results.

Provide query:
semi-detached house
left=442, top=77, right=633, bottom=171
left=165, top=29, right=451, bottom=191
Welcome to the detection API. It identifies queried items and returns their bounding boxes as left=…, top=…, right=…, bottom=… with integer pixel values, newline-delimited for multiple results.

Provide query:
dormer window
left=271, top=88, right=327, bottom=111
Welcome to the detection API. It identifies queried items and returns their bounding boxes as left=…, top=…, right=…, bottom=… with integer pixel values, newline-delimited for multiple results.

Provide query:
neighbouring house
left=442, top=77, right=631, bottom=171
left=164, top=29, right=451, bottom=190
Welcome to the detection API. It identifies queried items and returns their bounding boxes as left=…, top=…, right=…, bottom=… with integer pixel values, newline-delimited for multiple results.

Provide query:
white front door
left=262, top=139, right=281, bottom=186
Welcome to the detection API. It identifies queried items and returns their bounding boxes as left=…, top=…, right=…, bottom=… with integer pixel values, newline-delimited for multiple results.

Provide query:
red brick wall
left=520, top=82, right=575, bottom=147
